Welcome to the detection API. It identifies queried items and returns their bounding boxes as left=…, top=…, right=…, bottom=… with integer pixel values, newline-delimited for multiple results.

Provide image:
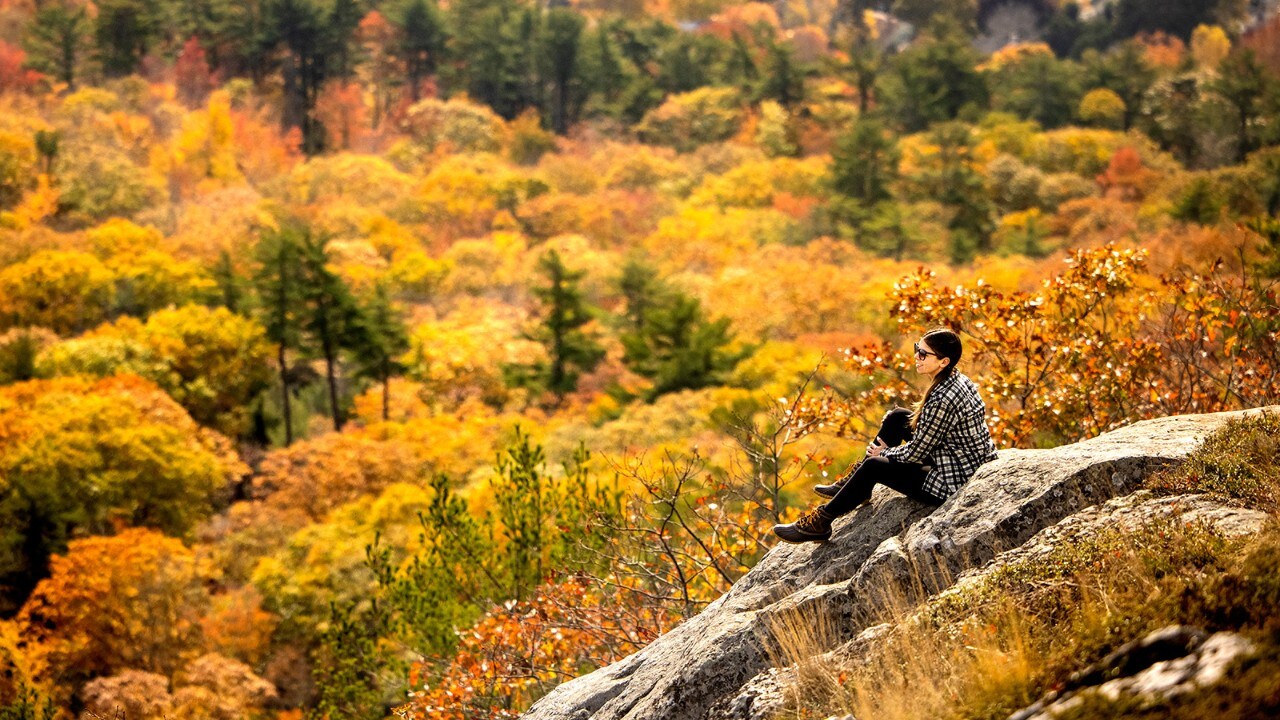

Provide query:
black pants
left=823, top=408, right=941, bottom=516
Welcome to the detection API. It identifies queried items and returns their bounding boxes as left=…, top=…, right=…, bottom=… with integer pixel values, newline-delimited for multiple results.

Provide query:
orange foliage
left=199, top=586, right=278, bottom=667
left=1095, top=146, right=1156, bottom=200
left=251, top=430, right=431, bottom=523
left=397, top=575, right=678, bottom=720
left=231, top=105, right=303, bottom=186
left=19, top=529, right=210, bottom=683
left=315, top=80, right=369, bottom=151
left=1137, top=31, right=1186, bottom=69
left=788, top=242, right=1280, bottom=448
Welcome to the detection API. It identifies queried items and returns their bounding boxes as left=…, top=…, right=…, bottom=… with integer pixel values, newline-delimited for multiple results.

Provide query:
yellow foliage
left=439, top=231, right=529, bottom=297
left=642, top=205, right=796, bottom=273
left=1077, top=88, right=1126, bottom=129
left=687, top=156, right=826, bottom=209
left=0, top=249, right=114, bottom=334
left=1190, top=24, right=1231, bottom=69
left=402, top=299, right=540, bottom=407
left=86, top=218, right=168, bottom=258
left=978, top=42, right=1053, bottom=72
left=167, top=90, right=244, bottom=196
left=0, top=174, right=59, bottom=230
left=415, top=154, right=544, bottom=239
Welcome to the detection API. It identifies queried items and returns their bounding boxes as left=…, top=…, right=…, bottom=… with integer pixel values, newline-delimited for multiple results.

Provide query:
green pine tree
left=618, top=264, right=748, bottom=400
left=522, top=250, right=605, bottom=403
left=351, top=282, right=410, bottom=422
left=252, top=224, right=307, bottom=446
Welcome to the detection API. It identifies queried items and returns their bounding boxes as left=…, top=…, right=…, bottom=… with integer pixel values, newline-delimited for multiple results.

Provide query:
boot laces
left=795, top=509, right=827, bottom=533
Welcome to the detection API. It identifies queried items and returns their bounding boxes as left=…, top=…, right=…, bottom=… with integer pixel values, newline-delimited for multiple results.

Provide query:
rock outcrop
left=521, top=407, right=1278, bottom=720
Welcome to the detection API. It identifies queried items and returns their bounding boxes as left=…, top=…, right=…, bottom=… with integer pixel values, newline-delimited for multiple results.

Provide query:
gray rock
left=725, top=492, right=1268, bottom=719
left=521, top=407, right=1278, bottom=720
left=1010, top=627, right=1257, bottom=719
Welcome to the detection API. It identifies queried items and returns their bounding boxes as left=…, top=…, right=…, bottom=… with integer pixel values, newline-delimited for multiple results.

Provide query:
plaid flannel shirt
left=881, top=371, right=998, bottom=500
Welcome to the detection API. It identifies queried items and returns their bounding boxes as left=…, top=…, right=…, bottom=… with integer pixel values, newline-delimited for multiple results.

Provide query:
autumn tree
left=0, top=251, right=114, bottom=335
left=0, top=376, right=243, bottom=613
left=36, top=306, right=273, bottom=439
left=18, top=529, right=211, bottom=686
left=175, top=36, right=217, bottom=108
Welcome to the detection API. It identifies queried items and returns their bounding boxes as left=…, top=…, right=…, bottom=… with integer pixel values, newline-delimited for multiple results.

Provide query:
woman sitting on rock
left=773, top=328, right=998, bottom=544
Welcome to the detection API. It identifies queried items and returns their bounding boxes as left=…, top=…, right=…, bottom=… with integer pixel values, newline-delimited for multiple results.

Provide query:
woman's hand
left=866, top=438, right=888, bottom=458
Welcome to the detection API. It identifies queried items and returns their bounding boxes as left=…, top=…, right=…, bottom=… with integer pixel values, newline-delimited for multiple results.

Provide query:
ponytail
left=909, top=328, right=963, bottom=430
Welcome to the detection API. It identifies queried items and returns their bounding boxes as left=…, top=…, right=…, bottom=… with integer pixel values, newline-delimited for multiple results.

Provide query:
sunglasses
left=914, top=342, right=939, bottom=360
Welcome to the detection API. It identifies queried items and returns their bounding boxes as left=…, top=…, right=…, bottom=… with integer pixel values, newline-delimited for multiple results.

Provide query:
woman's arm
left=881, top=395, right=956, bottom=465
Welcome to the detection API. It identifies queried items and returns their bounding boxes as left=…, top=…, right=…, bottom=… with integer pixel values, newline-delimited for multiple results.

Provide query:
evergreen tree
left=351, top=282, right=410, bottom=422
left=929, top=121, right=994, bottom=260
left=23, top=5, right=91, bottom=89
left=758, top=35, right=804, bottom=108
left=94, top=0, right=163, bottom=76
left=523, top=250, right=604, bottom=403
left=1114, top=0, right=1246, bottom=41
left=1082, top=41, right=1156, bottom=130
left=252, top=225, right=306, bottom=446
left=395, top=0, right=445, bottom=102
left=618, top=264, right=747, bottom=400
left=1210, top=50, right=1279, bottom=163
left=296, top=229, right=364, bottom=431
left=988, top=52, right=1083, bottom=129
left=449, top=0, right=525, bottom=117
left=212, top=249, right=244, bottom=313
left=542, top=8, right=584, bottom=134
left=327, top=0, right=363, bottom=78
left=831, top=116, right=901, bottom=210
left=267, top=0, right=331, bottom=154
left=879, top=18, right=988, bottom=132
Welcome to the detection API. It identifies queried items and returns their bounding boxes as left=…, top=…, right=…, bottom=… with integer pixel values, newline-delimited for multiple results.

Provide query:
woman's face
left=914, top=338, right=949, bottom=378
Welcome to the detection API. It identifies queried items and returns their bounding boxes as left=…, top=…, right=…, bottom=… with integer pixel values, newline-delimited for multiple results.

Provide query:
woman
left=773, top=328, right=998, bottom=544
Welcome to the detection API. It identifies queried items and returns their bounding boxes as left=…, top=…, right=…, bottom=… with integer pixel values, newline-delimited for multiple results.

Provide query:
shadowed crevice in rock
left=520, top=407, right=1277, bottom=720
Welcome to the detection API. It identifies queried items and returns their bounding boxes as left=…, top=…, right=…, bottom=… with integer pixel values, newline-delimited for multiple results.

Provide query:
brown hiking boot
left=772, top=505, right=836, bottom=544
left=814, top=459, right=863, bottom=498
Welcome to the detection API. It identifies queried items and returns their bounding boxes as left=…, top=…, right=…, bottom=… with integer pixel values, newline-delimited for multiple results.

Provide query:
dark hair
left=911, top=328, right=962, bottom=429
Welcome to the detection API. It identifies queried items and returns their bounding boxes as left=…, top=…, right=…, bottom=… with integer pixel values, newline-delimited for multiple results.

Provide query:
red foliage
left=1241, top=14, right=1280, bottom=74
left=1096, top=146, right=1154, bottom=201
left=0, top=41, right=43, bottom=93
left=175, top=36, right=218, bottom=108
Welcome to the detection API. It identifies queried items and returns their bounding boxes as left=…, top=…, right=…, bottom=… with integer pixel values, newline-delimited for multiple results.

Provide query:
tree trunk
left=278, top=344, right=293, bottom=446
